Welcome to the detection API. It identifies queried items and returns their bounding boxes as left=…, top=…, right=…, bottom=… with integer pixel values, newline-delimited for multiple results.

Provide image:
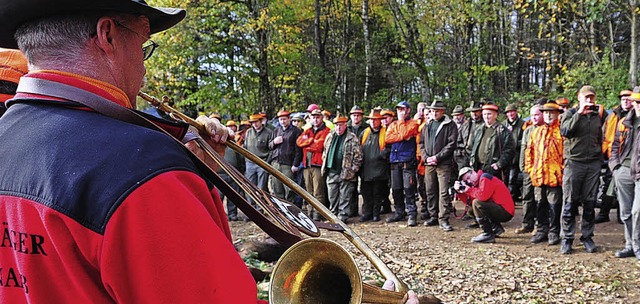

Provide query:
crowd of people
left=222, top=86, right=639, bottom=260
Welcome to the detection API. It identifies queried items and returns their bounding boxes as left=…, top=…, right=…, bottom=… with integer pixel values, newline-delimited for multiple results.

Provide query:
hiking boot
left=595, top=212, right=610, bottom=224
left=359, top=215, right=372, bottom=222
left=530, top=232, right=548, bottom=244
left=440, top=221, right=453, bottom=232
left=547, top=233, right=560, bottom=245
left=424, top=218, right=439, bottom=226
left=372, top=216, right=381, bottom=222
left=465, top=221, right=479, bottom=229
left=407, top=215, right=417, bottom=227
left=386, top=214, right=405, bottom=223
left=560, top=239, right=573, bottom=254
left=471, top=233, right=495, bottom=243
left=582, top=238, right=597, bottom=253
left=514, top=226, right=534, bottom=234
left=614, top=248, right=635, bottom=258
left=493, top=223, right=505, bottom=237
left=227, top=214, right=238, bottom=222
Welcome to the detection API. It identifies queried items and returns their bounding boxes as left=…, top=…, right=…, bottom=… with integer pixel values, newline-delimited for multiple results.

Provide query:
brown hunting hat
left=578, top=85, right=596, bottom=97
left=451, top=105, right=464, bottom=115
left=333, top=115, right=348, bottom=124
left=428, top=100, right=446, bottom=110
left=276, top=110, right=291, bottom=117
left=0, top=0, right=186, bottom=49
left=504, top=104, right=517, bottom=113
left=540, top=102, right=563, bottom=112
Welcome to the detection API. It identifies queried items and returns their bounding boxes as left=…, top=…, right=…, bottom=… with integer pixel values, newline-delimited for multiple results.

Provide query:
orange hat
left=381, top=109, right=395, bottom=117
left=366, top=110, right=384, bottom=120
left=226, top=120, right=237, bottom=127
left=540, top=102, right=563, bottom=112
left=0, top=48, right=27, bottom=84
left=619, top=90, right=633, bottom=98
left=556, top=97, right=570, bottom=106
left=333, top=115, right=348, bottom=124
left=240, top=120, right=251, bottom=126
left=630, top=92, right=640, bottom=102
left=481, top=103, right=499, bottom=112
left=322, top=110, right=331, bottom=117
left=249, top=114, right=262, bottom=122
left=277, top=110, right=291, bottom=117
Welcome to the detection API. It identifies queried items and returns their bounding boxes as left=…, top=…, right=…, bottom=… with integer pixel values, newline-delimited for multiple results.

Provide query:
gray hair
left=15, top=12, right=133, bottom=68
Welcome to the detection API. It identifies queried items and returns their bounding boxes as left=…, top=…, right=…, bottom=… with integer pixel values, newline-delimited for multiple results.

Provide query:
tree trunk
left=362, top=0, right=370, bottom=102
left=630, top=0, right=638, bottom=87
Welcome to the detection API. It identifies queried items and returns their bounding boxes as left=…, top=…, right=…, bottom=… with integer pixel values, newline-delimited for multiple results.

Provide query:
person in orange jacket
left=385, top=101, right=421, bottom=226
left=596, top=89, right=633, bottom=223
left=297, top=109, right=331, bottom=221
left=524, top=102, right=565, bottom=245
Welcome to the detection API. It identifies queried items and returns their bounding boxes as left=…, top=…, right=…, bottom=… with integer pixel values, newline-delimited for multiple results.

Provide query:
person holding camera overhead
left=558, top=85, right=607, bottom=254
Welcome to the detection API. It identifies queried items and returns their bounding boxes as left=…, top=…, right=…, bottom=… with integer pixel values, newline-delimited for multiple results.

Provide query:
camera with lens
left=587, top=105, right=598, bottom=111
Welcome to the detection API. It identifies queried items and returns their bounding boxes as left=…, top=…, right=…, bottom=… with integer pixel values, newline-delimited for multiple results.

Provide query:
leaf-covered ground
left=231, top=206, right=640, bottom=303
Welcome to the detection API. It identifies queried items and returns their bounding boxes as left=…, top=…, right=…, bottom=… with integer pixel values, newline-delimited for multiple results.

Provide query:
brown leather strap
left=16, top=77, right=303, bottom=246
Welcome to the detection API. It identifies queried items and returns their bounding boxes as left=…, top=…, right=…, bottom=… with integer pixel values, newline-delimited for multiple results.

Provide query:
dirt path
left=231, top=206, right=640, bottom=303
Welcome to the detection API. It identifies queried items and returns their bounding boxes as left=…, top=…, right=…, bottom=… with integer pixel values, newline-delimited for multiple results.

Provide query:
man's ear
left=94, top=17, right=117, bottom=58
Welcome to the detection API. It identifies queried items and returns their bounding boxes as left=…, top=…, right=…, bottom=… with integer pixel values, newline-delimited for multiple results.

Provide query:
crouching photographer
left=455, top=167, right=515, bottom=243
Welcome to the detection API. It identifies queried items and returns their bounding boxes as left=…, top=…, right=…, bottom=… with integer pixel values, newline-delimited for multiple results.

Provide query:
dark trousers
left=417, top=172, right=429, bottom=217
left=520, top=173, right=536, bottom=229
left=217, top=173, right=241, bottom=217
left=349, top=177, right=360, bottom=216
left=562, top=159, right=601, bottom=241
left=507, top=166, right=522, bottom=199
left=472, top=199, right=513, bottom=233
left=534, top=185, right=562, bottom=235
left=361, top=179, right=388, bottom=218
left=390, top=161, right=418, bottom=217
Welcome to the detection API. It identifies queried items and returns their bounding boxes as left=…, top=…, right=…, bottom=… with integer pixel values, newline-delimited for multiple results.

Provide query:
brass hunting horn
left=138, top=92, right=414, bottom=304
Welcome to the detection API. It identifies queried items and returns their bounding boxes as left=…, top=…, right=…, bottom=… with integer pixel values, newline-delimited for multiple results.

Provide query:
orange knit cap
left=0, top=48, right=27, bottom=84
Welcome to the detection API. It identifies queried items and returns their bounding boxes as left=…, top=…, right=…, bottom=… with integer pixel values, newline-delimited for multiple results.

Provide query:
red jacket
left=297, top=124, right=330, bottom=167
left=0, top=71, right=262, bottom=303
left=467, top=170, right=515, bottom=216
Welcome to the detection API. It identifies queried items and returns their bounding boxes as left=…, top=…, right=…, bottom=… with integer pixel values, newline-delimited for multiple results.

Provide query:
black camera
left=587, top=105, right=598, bottom=111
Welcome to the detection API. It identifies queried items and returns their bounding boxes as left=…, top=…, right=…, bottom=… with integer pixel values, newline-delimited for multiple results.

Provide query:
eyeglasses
left=113, top=20, right=158, bottom=61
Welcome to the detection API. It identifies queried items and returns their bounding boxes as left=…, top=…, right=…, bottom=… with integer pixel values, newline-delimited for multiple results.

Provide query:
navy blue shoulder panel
left=481, top=172, right=494, bottom=180
left=0, top=103, right=199, bottom=234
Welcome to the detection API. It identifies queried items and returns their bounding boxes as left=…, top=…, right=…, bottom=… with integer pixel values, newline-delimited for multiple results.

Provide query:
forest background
left=142, top=0, right=640, bottom=119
